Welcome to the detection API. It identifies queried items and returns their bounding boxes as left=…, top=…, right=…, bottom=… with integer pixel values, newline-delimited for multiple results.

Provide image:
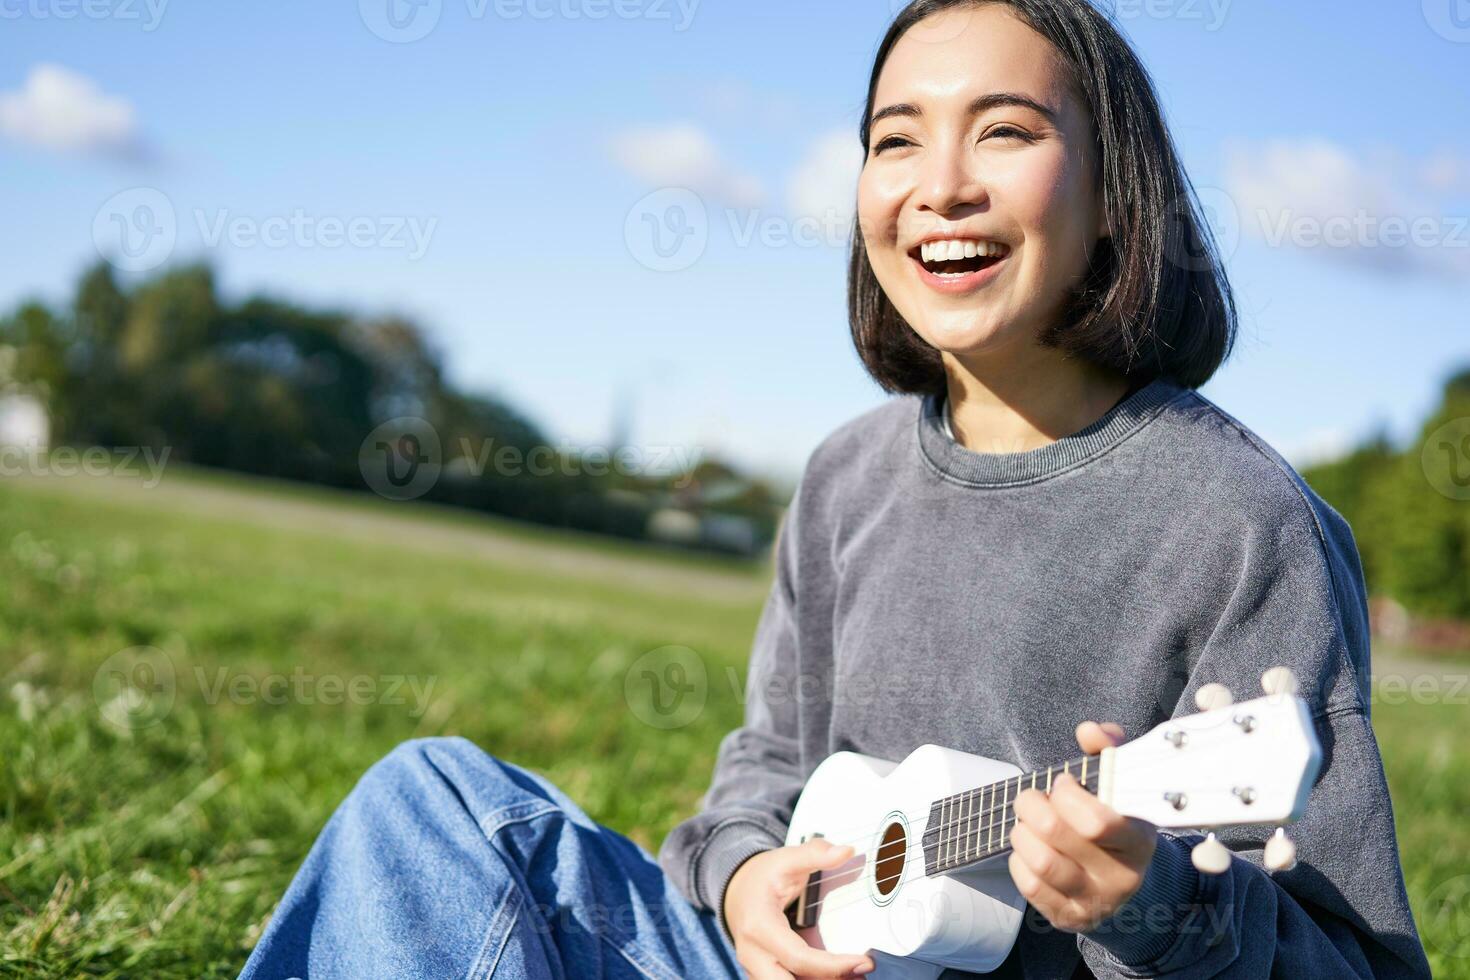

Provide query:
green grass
left=0, top=472, right=1466, bottom=977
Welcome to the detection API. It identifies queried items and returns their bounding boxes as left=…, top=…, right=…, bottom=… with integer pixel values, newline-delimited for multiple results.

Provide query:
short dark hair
left=848, top=0, right=1236, bottom=395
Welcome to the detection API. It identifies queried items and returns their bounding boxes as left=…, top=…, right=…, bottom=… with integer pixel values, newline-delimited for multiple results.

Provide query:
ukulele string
left=789, top=776, right=1103, bottom=915
left=783, top=761, right=1098, bottom=853
left=788, top=767, right=1097, bottom=855
left=782, top=781, right=1093, bottom=910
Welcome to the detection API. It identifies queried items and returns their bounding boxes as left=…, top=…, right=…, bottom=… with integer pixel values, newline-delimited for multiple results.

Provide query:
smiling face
left=858, top=3, right=1110, bottom=360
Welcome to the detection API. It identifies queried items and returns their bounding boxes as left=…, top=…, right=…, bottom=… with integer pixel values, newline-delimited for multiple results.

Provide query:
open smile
left=908, top=238, right=1011, bottom=295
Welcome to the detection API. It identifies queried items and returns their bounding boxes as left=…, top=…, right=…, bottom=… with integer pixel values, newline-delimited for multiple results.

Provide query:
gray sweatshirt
left=656, top=377, right=1430, bottom=978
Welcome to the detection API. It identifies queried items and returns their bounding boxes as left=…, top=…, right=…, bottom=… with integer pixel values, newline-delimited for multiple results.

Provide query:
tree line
left=0, top=262, right=781, bottom=555
left=1301, top=369, right=1470, bottom=620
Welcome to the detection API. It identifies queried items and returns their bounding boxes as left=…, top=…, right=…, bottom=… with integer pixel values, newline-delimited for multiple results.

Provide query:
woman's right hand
left=722, top=838, right=876, bottom=980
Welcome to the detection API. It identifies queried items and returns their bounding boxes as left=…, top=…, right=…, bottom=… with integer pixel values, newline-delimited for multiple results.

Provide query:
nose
left=913, top=140, right=988, bottom=217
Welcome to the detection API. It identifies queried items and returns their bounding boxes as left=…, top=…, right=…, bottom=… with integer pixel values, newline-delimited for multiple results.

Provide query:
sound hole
left=874, top=821, right=907, bottom=896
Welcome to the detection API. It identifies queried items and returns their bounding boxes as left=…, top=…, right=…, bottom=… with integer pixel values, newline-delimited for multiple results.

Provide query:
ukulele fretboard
left=921, top=755, right=1102, bottom=876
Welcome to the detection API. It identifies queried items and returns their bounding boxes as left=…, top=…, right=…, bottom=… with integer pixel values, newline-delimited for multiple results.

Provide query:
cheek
left=857, top=170, right=908, bottom=248
left=1002, top=155, right=1096, bottom=264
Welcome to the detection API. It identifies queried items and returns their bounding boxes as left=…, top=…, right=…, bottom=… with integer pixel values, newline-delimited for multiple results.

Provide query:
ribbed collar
left=917, top=377, right=1188, bottom=487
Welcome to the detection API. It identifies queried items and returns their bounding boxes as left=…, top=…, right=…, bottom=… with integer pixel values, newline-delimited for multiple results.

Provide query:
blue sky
left=4, top=0, right=1469, bottom=481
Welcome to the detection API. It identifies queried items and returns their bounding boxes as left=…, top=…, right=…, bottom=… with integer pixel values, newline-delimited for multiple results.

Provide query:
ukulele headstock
left=1104, top=667, right=1321, bottom=872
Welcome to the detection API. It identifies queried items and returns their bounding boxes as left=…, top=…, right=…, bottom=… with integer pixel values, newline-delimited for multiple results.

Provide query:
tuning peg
left=1264, top=828, right=1297, bottom=872
left=1190, top=833, right=1231, bottom=875
left=1194, top=683, right=1233, bottom=711
left=1261, top=666, right=1299, bottom=697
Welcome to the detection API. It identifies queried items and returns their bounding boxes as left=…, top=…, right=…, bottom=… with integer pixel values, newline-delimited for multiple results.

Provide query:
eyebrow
left=869, top=92, right=1058, bottom=129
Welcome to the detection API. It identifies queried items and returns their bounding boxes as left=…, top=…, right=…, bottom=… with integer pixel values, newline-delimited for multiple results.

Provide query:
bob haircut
left=849, top=0, right=1237, bottom=395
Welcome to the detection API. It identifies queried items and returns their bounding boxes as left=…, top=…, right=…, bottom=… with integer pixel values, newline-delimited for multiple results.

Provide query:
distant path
left=5, top=470, right=770, bottom=605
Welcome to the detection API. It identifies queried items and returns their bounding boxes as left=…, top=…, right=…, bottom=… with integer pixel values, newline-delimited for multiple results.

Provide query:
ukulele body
left=784, top=745, right=1028, bottom=979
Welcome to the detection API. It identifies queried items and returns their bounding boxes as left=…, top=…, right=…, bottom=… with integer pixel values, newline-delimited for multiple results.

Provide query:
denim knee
left=357, top=737, right=567, bottom=825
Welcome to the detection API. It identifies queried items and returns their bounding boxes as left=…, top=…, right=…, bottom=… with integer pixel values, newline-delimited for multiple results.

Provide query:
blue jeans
left=239, top=737, right=745, bottom=979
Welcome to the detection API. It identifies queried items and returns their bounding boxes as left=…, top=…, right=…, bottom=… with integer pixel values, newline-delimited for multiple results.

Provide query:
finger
left=1050, top=774, right=1150, bottom=851
left=1015, top=780, right=1106, bottom=869
left=740, top=950, right=796, bottom=980
left=1075, top=721, right=1125, bottom=755
left=785, top=839, right=856, bottom=873
left=1008, top=852, right=1094, bottom=933
left=1009, top=820, right=1089, bottom=896
left=769, top=926, right=875, bottom=977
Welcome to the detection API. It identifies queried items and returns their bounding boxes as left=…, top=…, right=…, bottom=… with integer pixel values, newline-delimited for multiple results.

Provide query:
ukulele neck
left=921, top=754, right=1103, bottom=876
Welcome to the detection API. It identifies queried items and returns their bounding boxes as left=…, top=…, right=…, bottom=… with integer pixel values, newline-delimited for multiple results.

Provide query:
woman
left=241, top=1, right=1431, bottom=977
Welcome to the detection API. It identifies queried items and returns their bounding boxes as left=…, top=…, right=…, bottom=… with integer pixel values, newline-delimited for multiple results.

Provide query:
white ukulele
left=783, top=668, right=1321, bottom=979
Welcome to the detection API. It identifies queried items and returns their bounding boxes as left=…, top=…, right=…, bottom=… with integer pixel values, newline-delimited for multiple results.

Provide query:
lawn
left=0, top=470, right=1465, bottom=978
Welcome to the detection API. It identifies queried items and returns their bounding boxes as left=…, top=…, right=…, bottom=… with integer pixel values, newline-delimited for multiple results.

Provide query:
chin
left=907, top=312, right=1018, bottom=356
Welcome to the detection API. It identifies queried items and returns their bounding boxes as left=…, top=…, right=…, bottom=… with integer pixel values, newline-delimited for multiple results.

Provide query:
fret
left=967, top=786, right=980, bottom=865
left=988, top=781, right=998, bottom=853
left=1082, top=756, right=1088, bottom=787
left=1046, top=766, right=1053, bottom=793
left=944, top=795, right=953, bottom=868
left=1000, top=778, right=1011, bottom=850
left=960, top=789, right=971, bottom=867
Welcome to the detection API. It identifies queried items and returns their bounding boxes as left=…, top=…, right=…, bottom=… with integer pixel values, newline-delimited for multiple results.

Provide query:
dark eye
left=872, top=135, right=912, bottom=155
left=985, top=125, right=1035, bottom=142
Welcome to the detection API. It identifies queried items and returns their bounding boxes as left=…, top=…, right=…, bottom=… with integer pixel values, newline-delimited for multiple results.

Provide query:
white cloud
left=0, top=64, right=143, bottom=161
left=785, top=128, right=863, bottom=235
left=607, top=123, right=764, bottom=209
left=1224, top=138, right=1470, bottom=281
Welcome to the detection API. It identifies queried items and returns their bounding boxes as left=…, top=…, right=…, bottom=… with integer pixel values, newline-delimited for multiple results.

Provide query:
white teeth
left=918, top=239, right=1008, bottom=263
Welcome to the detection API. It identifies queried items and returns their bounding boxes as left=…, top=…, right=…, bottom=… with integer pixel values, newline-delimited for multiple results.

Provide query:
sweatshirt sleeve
left=656, top=473, right=816, bottom=935
left=1078, top=480, right=1431, bottom=978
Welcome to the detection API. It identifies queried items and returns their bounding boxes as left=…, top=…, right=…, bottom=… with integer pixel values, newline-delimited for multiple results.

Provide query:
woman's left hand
left=1007, top=721, right=1158, bottom=933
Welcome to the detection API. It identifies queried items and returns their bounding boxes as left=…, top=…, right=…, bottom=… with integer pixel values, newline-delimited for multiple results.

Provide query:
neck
left=921, top=756, right=1102, bottom=876
left=942, top=341, right=1131, bottom=454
